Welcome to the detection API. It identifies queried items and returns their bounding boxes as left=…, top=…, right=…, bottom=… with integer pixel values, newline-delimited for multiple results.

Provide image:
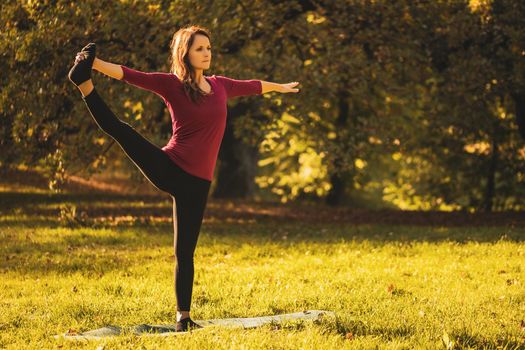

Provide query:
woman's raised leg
left=80, top=87, right=176, bottom=194
left=68, top=44, right=176, bottom=194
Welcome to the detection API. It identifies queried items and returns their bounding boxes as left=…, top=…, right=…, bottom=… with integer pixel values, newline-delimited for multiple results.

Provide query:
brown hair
left=169, top=25, right=212, bottom=104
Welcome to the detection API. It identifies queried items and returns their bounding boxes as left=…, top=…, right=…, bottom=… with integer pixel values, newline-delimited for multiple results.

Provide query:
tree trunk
left=511, top=92, right=525, bottom=140
left=213, top=102, right=258, bottom=198
left=325, top=89, right=350, bottom=206
left=482, top=125, right=499, bottom=212
left=325, top=172, right=345, bottom=205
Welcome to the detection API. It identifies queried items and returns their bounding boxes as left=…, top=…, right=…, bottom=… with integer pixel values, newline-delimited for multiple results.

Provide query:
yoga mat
left=54, top=310, right=335, bottom=340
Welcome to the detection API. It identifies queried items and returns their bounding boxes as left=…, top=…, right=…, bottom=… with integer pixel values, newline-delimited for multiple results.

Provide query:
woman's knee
left=175, top=253, right=194, bottom=268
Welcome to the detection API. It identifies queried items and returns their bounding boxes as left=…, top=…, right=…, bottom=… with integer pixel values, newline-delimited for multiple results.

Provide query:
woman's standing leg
left=172, top=174, right=211, bottom=331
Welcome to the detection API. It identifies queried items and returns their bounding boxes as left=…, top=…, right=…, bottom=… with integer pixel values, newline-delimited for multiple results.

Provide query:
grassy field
left=1, top=184, right=524, bottom=349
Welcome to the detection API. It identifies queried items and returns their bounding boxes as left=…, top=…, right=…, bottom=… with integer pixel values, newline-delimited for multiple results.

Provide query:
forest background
left=2, top=0, right=524, bottom=212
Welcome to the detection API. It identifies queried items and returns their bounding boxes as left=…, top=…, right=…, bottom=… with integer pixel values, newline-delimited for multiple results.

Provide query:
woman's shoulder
left=213, top=74, right=232, bottom=86
left=208, top=74, right=228, bottom=87
left=169, top=73, right=184, bottom=84
left=213, top=74, right=230, bottom=81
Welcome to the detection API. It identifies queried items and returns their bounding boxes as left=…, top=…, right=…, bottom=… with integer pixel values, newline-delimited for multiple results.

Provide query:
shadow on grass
left=0, top=191, right=167, bottom=208
left=203, top=220, right=525, bottom=245
left=2, top=219, right=521, bottom=283
left=451, top=329, right=524, bottom=349
left=0, top=229, right=158, bottom=277
left=326, top=317, right=523, bottom=349
left=3, top=191, right=525, bottom=229
left=1, top=245, right=139, bottom=277
left=2, top=191, right=524, bottom=253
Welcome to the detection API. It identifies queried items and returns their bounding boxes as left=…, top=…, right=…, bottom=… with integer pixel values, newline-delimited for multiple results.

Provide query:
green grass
left=1, top=188, right=524, bottom=349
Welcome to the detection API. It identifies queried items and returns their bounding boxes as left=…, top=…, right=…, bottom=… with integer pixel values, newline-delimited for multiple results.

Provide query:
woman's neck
left=193, top=69, right=204, bottom=83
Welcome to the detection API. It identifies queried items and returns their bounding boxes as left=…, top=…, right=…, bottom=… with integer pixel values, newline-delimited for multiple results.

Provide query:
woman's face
left=187, top=34, right=212, bottom=71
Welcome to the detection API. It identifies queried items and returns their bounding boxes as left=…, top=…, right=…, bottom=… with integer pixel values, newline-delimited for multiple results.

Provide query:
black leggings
left=82, top=88, right=211, bottom=312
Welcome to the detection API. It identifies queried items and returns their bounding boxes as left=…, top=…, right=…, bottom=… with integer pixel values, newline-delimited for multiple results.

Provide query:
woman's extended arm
left=92, top=58, right=170, bottom=99
left=261, top=80, right=300, bottom=94
left=93, top=58, right=123, bottom=80
left=216, top=75, right=300, bottom=99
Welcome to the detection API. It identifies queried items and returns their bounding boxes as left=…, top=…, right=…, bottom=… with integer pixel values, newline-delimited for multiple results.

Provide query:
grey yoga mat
left=55, top=310, right=335, bottom=340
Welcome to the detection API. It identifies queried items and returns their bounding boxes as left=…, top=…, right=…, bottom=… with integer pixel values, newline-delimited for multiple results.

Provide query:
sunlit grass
left=0, top=188, right=524, bottom=349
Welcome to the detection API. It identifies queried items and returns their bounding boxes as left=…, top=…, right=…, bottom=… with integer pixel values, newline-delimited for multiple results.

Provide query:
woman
left=68, top=25, right=300, bottom=332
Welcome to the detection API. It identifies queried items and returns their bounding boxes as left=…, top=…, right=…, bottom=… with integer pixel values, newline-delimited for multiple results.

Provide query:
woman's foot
left=68, top=43, right=96, bottom=86
left=176, top=317, right=203, bottom=332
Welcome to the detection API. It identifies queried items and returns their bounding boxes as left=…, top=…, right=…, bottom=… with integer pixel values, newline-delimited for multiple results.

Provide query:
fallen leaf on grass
left=66, top=328, right=78, bottom=335
left=345, top=332, right=354, bottom=340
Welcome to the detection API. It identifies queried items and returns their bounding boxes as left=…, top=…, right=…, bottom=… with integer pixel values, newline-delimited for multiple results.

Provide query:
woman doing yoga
left=68, top=25, right=300, bottom=332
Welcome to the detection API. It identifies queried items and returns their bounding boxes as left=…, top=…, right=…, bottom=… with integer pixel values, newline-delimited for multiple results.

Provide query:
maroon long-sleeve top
left=120, top=65, right=262, bottom=181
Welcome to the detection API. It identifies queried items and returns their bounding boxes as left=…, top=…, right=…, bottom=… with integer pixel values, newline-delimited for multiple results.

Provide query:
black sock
left=68, top=43, right=96, bottom=86
left=176, top=317, right=202, bottom=332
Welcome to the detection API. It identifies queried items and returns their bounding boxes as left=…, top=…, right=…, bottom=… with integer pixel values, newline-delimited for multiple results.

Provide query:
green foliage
left=255, top=111, right=331, bottom=202
left=58, top=203, right=92, bottom=228
left=38, top=148, right=66, bottom=193
left=1, top=0, right=524, bottom=210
